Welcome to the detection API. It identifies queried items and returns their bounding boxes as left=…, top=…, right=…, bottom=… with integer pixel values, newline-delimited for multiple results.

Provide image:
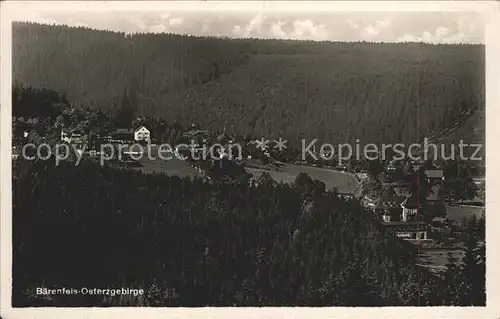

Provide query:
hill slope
left=13, top=22, right=485, bottom=147
left=158, top=52, right=484, bottom=146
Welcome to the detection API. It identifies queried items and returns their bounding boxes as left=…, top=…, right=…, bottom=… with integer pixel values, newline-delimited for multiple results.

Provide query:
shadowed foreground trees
left=12, top=159, right=483, bottom=307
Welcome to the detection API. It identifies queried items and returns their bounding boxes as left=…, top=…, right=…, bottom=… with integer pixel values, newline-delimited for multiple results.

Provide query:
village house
left=134, top=126, right=151, bottom=143
left=175, top=129, right=210, bottom=160
left=337, top=192, right=355, bottom=200
left=216, top=131, right=233, bottom=145
left=60, top=128, right=87, bottom=145
left=386, top=158, right=402, bottom=172
left=61, top=128, right=70, bottom=143
left=473, top=177, right=485, bottom=186
left=182, top=129, right=209, bottom=147
left=430, top=217, right=452, bottom=236
left=71, top=128, right=86, bottom=145
left=365, top=195, right=406, bottom=222
left=392, top=185, right=410, bottom=197
left=355, top=172, right=369, bottom=182
left=425, top=169, right=444, bottom=184
left=400, top=195, right=419, bottom=222
left=426, top=184, right=444, bottom=206
left=364, top=190, right=435, bottom=243
left=12, top=146, right=20, bottom=160
left=450, top=220, right=469, bottom=238
left=111, top=128, right=135, bottom=144
left=380, top=221, right=429, bottom=241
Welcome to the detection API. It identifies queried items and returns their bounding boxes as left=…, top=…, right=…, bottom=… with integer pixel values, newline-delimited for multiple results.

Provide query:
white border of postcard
left=1, top=1, right=500, bottom=318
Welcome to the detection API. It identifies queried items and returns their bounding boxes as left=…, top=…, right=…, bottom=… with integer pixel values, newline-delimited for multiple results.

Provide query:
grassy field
left=132, top=146, right=201, bottom=178
left=128, top=146, right=358, bottom=193
left=246, top=163, right=358, bottom=193
left=445, top=205, right=485, bottom=222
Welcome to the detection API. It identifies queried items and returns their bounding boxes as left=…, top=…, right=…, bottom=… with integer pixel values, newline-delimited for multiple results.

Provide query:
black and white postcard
left=1, top=1, right=499, bottom=318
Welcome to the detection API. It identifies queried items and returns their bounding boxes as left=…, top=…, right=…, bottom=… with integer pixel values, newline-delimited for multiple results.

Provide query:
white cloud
left=145, top=16, right=184, bottom=33
left=397, top=34, right=417, bottom=42
left=168, top=17, right=184, bottom=28
left=246, top=19, right=330, bottom=41
left=347, top=19, right=359, bottom=29
left=435, top=26, right=449, bottom=38
left=246, top=13, right=265, bottom=35
left=457, top=17, right=478, bottom=34
left=232, top=13, right=266, bottom=37
left=292, top=20, right=328, bottom=40
left=397, top=26, right=467, bottom=44
left=9, top=10, right=62, bottom=26
left=202, top=21, right=211, bottom=33
left=232, top=25, right=243, bottom=36
left=443, top=32, right=467, bottom=43
left=361, top=19, right=391, bottom=39
left=270, top=21, right=287, bottom=38
left=129, top=15, right=147, bottom=31
left=149, top=24, right=167, bottom=33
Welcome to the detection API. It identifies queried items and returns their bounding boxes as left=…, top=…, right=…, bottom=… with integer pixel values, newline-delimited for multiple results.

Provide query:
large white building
left=134, top=126, right=150, bottom=143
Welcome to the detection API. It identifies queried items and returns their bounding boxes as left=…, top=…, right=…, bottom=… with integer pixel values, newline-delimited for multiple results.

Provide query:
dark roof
left=426, top=185, right=442, bottom=201
left=62, top=127, right=84, bottom=134
left=380, top=195, right=406, bottom=204
left=432, top=217, right=448, bottom=223
left=392, top=186, right=410, bottom=196
left=450, top=220, right=461, bottom=226
left=380, top=221, right=427, bottom=227
left=134, top=125, right=149, bottom=132
left=425, top=169, right=444, bottom=178
left=217, top=132, right=231, bottom=141
left=374, top=195, right=406, bottom=209
left=401, top=195, right=419, bottom=208
left=71, top=127, right=85, bottom=133
left=337, top=192, right=354, bottom=196
left=114, top=128, right=134, bottom=134
left=185, top=129, right=208, bottom=137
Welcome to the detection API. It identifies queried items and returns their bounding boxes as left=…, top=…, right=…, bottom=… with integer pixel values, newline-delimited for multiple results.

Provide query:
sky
left=6, top=4, right=487, bottom=44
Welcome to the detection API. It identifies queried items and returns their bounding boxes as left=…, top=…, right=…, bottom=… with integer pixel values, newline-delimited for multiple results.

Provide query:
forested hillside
left=13, top=159, right=451, bottom=306
left=13, top=22, right=484, bottom=147
left=163, top=52, right=484, bottom=147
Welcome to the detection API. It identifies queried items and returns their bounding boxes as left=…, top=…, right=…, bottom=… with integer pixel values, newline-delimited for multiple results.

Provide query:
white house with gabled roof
left=134, top=126, right=150, bottom=143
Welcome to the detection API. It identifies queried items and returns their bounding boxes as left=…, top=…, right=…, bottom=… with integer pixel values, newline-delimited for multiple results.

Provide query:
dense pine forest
left=12, top=159, right=484, bottom=307
left=13, top=22, right=485, bottom=147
